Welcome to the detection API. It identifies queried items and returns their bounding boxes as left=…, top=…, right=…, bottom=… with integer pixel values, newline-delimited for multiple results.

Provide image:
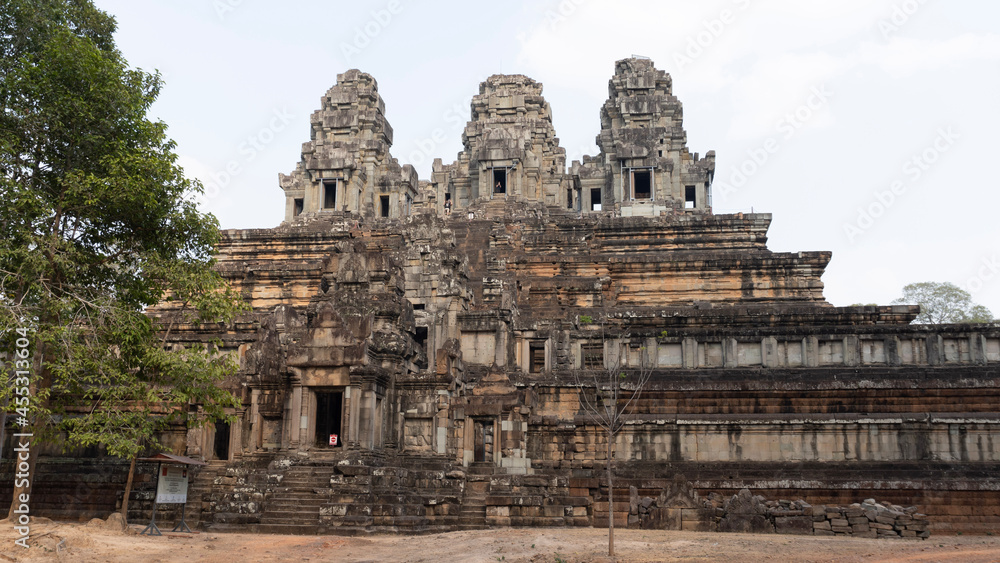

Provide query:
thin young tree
left=574, top=316, right=654, bottom=558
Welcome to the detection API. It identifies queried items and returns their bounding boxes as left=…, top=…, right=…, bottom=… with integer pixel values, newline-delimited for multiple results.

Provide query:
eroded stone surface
left=123, top=58, right=1000, bottom=536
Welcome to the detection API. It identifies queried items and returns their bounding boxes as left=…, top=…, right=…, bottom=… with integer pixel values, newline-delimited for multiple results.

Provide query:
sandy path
left=2, top=518, right=998, bottom=562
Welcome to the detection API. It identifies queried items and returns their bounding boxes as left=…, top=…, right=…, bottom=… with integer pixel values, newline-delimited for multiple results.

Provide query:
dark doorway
left=213, top=420, right=230, bottom=460
left=415, top=326, right=428, bottom=358
left=474, top=419, right=494, bottom=462
left=323, top=179, right=337, bottom=209
left=632, top=169, right=651, bottom=200
left=293, top=198, right=304, bottom=217
left=590, top=188, right=602, bottom=211
left=315, top=391, right=344, bottom=447
left=566, top=189, right=573, bottom=209
left=492, top=169, right=507, bottom=195
left=685, top=185, right=697, bottom=208
left=380, top=195, right=390, bottom=218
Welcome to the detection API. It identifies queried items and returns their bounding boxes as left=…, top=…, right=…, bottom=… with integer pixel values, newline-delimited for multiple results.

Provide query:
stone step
left=202, top=523, right=262, bottom=534
left=260, top=510, right=322, bottom=519
left=266, top=500, right=328, bottom=510
left=256, top=524, right=319, bottom=535
left=260, top=518, right=321, bottom=527
left=268, top=491, right=329, bottom=498
left=260, top=517, right=320, bottom=526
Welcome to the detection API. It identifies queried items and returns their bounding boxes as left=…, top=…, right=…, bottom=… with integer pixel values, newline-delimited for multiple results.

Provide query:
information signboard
left=329, top=434, right=338, bottom=446
left=155, top=465, right=189, bottom=504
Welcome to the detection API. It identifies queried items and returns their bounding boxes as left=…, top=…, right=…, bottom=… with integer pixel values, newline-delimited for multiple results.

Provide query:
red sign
left=329, top=434, right=338, bottom=446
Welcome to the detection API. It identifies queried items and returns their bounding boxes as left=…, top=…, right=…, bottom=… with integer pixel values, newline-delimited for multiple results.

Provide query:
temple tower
left=279, top=70, right=418, bottom=222
left=571, top=57, right=716, bottom=215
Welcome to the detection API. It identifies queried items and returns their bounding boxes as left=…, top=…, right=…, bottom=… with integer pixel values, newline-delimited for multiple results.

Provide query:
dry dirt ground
left=2, top=518, right=999, bottom=563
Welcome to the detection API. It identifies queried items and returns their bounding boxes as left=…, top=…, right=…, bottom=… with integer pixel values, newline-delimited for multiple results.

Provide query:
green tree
left=892, top=282, right=994, bottom=324
left=0, top=0, right=245, bottom=520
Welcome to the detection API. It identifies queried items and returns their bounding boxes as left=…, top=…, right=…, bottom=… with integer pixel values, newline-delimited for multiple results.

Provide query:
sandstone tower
left=278, top=69, right=418, bottom=221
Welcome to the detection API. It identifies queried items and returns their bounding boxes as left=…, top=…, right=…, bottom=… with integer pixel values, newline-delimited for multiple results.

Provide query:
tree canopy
left=891, top=282, right=994, bottom=324
left=0, top=0, right=244, bottom=463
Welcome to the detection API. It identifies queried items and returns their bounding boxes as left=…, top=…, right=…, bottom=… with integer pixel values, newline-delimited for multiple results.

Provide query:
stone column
left=289, top=385, right=303, bottom=451
left=803, top=336, right=819, bottom=367
left=723, top=338, right=738, bottom=368
left=844, top=335, right=860, bottom=366
left=885, top=337, right=902, bottom=366
left=971, top=334, right=988, bottom=365
left=682, top=338, right=698, bottom=368
left=231, top=411, right=244, bottom=459
left=248, top=389, right=260, bottom=453
left=762, top=337, right=779, bottom=368
left=927, top=335, right=943, bottom=366
left=463, top=417, right=474, bottom=466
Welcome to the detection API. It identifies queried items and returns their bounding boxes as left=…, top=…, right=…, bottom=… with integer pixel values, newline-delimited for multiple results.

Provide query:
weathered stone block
left=775, top=516, right=812, bottom=535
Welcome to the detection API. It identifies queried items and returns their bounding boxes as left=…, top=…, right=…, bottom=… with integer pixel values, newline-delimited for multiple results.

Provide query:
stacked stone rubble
left=627, top=484, right=931, bottom=539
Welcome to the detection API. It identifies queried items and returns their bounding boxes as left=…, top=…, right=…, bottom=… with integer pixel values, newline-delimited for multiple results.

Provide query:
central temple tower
left=431, top=74, right=570, bottom=211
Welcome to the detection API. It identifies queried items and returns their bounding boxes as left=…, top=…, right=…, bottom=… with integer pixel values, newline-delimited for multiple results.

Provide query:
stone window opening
left=314, top=390, right=344, bottom=447
left=590, top=188, right=602, bottom=211
left=582, top=343, right=605, bottom=369
left=293, top=198, right=304, bottom=217
left=493, top=168, right=507, bottom=195
left=685, top=185, right=697, bottom=209
left=632, top=169, right=652, bottom=200
left=322, top=179, right=338, bottom=209
left=380, top=195, right=390, bottom=218
left=529, top=341, right=545, bottom=373
left=566, top=188, right=573, bottom=209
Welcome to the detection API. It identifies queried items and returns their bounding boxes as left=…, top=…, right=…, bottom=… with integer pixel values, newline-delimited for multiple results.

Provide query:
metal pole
left=140, top=461, right=163, bottom=536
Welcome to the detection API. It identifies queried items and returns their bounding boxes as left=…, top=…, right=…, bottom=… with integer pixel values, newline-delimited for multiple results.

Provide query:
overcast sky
left=93, top=0, right=1000, bottom=315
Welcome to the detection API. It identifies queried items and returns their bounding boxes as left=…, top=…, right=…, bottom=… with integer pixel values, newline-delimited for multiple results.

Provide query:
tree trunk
left=120, top=456, right=137, bottom=523
left=6, top=444, right=38, bottom=520
left=607, top=429, right=614, bottom=557
left=6, top=348, right=45, bottom=520
left=0, top=410, right=7, bottom=463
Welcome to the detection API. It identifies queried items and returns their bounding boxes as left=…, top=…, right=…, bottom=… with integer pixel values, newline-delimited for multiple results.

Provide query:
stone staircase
left=258, top=464, right=335, bottom=534
left=183, top=460, right=228, bottom=529
left=458, top=478, right=488, bottom=530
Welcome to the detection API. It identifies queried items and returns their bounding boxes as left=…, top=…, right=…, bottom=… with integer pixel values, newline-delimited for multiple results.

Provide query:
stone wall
left=623, top=483, right=931, bottom=539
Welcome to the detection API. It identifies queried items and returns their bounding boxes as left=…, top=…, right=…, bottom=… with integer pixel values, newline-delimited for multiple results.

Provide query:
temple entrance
left=213, top=420, right=230, bottom=460
left=315, top=391, right=344, bottom=447
left=591, top=188, right=602, bottom=211
left=492, top=169, right=507, bottom=195
left=632, top=169, right=651, bottom=200
left=473, top=419, right=494, bottom=462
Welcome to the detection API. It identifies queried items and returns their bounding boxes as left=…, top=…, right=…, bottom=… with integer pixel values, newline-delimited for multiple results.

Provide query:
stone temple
left=7, top=58, right=999, bottom=535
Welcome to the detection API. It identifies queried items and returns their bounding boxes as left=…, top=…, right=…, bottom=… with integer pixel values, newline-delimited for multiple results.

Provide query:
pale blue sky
left=93, top=0, right=1000, bottom=315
